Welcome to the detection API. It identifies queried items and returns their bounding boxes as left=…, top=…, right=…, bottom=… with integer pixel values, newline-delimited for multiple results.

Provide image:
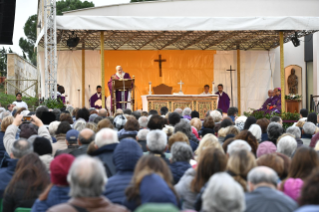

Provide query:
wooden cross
left=154, top=54, right=166, bottom=77
left=226, top=65, right=236, bottom=107
left=178, top=80, right=184, bottom=92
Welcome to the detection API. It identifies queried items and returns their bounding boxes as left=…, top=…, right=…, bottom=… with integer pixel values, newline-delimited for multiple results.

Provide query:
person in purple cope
left=267, top=88, right=281, bottom=113
left=107, top=66, right=131, bottom=111
left=215, top=84, right=230, bottom=114
left=89, top=85, right=106, bottom=109
left=260, top=89, right=274, bottom=110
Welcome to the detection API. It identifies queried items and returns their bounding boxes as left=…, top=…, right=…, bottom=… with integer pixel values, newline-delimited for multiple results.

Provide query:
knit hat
left=256, top=141, right=277, bottom=158
left=113, top=114, right=127, bottom=131
left=33, top=137, right=52, bottom=156
left=50, top=154, right=75, bottom=186
left=283, top=178, right=303, bottom=201
left=41, top=111, right=57, bottom=125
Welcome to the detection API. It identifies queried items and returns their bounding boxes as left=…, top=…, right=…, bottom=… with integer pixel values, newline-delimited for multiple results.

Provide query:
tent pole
left=101, top=31, right=105, bottom=109
left=82, top=43, right=85, bottom=107
left=237, top=49, right=241, bottom=115
left=279, top=31, right=285, bottom=113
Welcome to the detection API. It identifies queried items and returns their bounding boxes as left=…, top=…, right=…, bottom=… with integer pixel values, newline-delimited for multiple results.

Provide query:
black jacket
left=91, top=143, right=118, bottom=177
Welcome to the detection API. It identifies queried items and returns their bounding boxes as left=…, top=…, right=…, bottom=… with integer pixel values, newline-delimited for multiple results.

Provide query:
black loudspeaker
left=0, top=0, right=16, bottom=45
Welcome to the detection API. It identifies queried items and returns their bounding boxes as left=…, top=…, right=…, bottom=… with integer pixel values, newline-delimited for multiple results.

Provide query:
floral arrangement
left=285, top=94, right=302, bottom=100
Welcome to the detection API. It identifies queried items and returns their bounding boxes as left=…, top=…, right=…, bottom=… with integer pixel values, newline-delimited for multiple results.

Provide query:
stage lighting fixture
left=67, top=32, right=80, bottom=49
left=291, top=32, right=300, bottom=47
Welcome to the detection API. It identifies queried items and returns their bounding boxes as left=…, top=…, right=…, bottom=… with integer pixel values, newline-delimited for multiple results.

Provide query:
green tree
left=19, top=14, right=37, bottom=66
left=56, top=0, right=94, bottom=15
left=0, top=47, right=12, bottom=77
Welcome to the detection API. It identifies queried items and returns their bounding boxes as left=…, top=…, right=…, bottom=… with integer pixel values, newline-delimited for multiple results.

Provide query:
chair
left=14, top=208, right=32, bottom=212
left=153, top=84, right=173, bottom=95
left=135, top=203, right=179, bottom=212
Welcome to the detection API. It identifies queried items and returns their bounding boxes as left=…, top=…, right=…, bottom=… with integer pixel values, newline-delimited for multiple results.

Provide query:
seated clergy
left=259, top=89, right=274, bottom=110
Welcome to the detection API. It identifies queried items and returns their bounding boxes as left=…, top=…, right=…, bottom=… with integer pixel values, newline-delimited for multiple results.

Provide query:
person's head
left=168, top=132, right=189, bottom=151
left=171, top=142, right=193, bottom=163
left=1, top=116, right=14, bottom=132
left=132, top=111, right=141, bottom=120
left=19, top=123, right=38, bottom=139
left=149, top=110, right=158, bottom=116
left=190, top=117, right=202, bottom=132
left=299, top=169, right=319, bottom=206
left=286, top=126, right=301, bottom=139
left=276, top=135, right=297, bottom=157
left=35, top=106, right=49, bottom=119
left=7, top=104, right=13, bottom=112
left=204, top=84, right=210, bottom=93
left=227, top=140, right=252, bottom=156
left=16, top=92, right=22, bottom=101
left=93, top=116, right=103, bottom=125
left=78, top=128, right=95, bottom=145
left=270, top=116, right=283, bottom=126
left=5, top=153, right=50, bottom=198
left=244, top=116, right=257, bottom=130
left=76, top=107, right=90, bottom=122
left=97, top=119, right=114, bottom=132
left=33, top=137, right=52, bottom=156
left=168, top=112, right=181, bottom=126
left=195, top=133, right=223, bottom=157
left=234, top=130, right=258, bottom=156
left=191, top=147, right=228, bottom=193
left=182, top=107, right=192, bottom=117
left=124, top=118, right=139, bottom=131
left=48, top=121, right=60, bottom=136
left=160, top=106, right=169, bottom=116
left=116, top=65, right=123, bottom=75
left=174, top=108, right=182, bottom=116
left=147, top=115, right=164, bottom=130
left=57, top=86, right=65, bottom=94
left=256, top=141, right=277, bottom=158
left=136, top=129, right=150, bottom=141
left=98, top=109, right=108, bottom=118
left=174, top=119, right=192, bottom=140
left=66, top=129, right=80, bottom=145
left=227, top=150, right=257, bottom=191
left=10, top=139, right=33, bottom=159
left=288, top=146, right=319, bottom=180
left=95, top=128, right=118, bottom=148
left=276, top=87, right=281, bottom=96
left=256, top=118, right=270, bottom=134
left=146, top=130, right=167, bottom=153
left=51, top=154, right=75, bottom=186
left=113, top=114, right=127, bottom=131
left=210, top=110, right=222, bottom=123
left=217, top=84, right=223, bottom=93
left=191, top=110, right=199, bottom=119
left=59, top=113, right=73, bottom=124
left=202, top=172, right=245, bottom=212
left=138, top=116, right=149, bottom=129
left=68, top=155, right=107, bottom=198
left=1, top=111, right=11, bottom=120
left=96, top=85, right=102, bottom=93
left=56, top=121, right=72, bottom=135
left=303, top=122, right=317, bottom=135
left=248, top=124, right=262, bottom=143
left=220, top=118, right=233, bottom=129
left=123, top=109, right=132, bottom=115
left=257, top=154, right=284, bottom=179
left=267, top=122, right=283, bottom=143
left=300, top=108, right=308, bottom=118
left=268, top=89, right=274, bottom=98
left=73, top=120, right=86, bottom=132
left=227, top=107, right=238, bottom=117
left=247, top=166, right=279, bottom=191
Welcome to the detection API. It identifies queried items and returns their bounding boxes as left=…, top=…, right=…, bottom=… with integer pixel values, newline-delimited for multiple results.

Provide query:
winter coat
left=118, top=129, right=138, bottom=141
left=70, top=144, right=90, bottom=157
left=52, top=134, right=67, bottom=156
left=199, top=127, right=215, bottom=137
left=31, top=186, right=70, bottom=212
left=104, top=138, right=143, bottom=204
left=0, top=158, right=18, bottom=198
left=39, top=154, right=53, bottom=172
left=0, top=131, right=7, bottom=161
left=169, top=161, right=191, bottom=185
left=294, top=205, right=319, bottom=212
left=55, top=145, right=79, bottom=157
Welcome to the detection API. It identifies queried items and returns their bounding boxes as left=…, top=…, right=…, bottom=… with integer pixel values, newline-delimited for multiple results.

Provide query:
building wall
left=6, top=53, right=38, bottom=97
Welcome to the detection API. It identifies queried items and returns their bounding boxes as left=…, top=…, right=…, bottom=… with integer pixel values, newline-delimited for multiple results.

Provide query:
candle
left=149, top=82, right=152, bottom=95
left=212, top=81, right=215, bottom=94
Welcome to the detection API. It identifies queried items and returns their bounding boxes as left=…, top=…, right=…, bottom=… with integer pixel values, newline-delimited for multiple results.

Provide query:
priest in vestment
left=89, top=85, right=107, bottom=109
left=215, top=84, right=230, bottom=113
left=107, top=66, right=131, bottom=110
left=258, top=89, right=274, bottom=111
left=267, top=88, right=281, bottom=113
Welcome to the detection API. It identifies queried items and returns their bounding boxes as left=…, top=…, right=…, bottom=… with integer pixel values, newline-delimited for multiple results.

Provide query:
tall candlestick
left=149, top=82, right=152, bottom=95
left=212, top=81, right=215, bottom=94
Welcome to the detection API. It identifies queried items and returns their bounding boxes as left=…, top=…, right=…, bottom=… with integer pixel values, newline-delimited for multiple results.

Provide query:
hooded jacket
left=169, top=161, right=191, bottom=185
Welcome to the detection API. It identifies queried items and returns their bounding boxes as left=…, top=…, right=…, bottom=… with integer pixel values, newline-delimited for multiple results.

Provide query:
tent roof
left=36, top=16, right=319, bottom=51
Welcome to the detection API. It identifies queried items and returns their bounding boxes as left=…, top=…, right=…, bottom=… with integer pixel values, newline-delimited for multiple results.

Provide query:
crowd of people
left=0, top=102, right=318, bottom=212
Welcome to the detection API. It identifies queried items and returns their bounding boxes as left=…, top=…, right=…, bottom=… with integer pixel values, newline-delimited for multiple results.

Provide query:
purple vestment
left=89, top=93, right=107, bottom=109
left=261, top=97, right=273, bottom=110
left=215, top=92, right=230, bottom=113
left=107, top=73, right=131, bottom=110
left=268, top=94, right=281, bottom=113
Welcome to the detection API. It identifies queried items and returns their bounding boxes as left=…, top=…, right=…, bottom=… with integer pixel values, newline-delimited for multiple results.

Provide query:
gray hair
left=146, top=130, right=167, bottom=152
left=11, top=139, right=33, bottom=159
left=303, top=122, right=317, bottom=135
left=248, top=124, right=262, bottom=143
left=227, top=140, right=252, bottom=156
left=95, top=128, right=118, bottom=147
left=182, top=107, right=192, bottom=116
left=74, top=120, right=86, bottom=132
left=247, top=166, right=279, bottom=187
left=52, top=109, right=61, bottom=120
left=49, top=121, right=61, bottom=136
left=174, top=108, right=183, bottom=116
left=99, top=109, right=108, bottom=118
left=138, top=116, right=148, bottom=128
left=267, top=122, right=283, bottom=142
left=210, top=110, right=222, bottom=123
left=137, top=129, right=149, bottom=140
left=66, top=106, right=74, bottom=115
left=286, top=126, right=301, bottom=139
left=0, top=111, right=11, bottom=120
left=202, top=172, right=246, bottom=212
left=174, top=119, right=192, bottom=139
left=277, top=135, right=297, bottom=157
left=68, top=155, right=107, bottom=198
left=171, top=142, right=193, bottom=162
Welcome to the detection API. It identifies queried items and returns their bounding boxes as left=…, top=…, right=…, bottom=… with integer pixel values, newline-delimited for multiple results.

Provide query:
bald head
left=99, top=109, right=108, bottom=118
left=78, top=129, right=95, bottom=145
left=268, top=90, right=274, bottom=98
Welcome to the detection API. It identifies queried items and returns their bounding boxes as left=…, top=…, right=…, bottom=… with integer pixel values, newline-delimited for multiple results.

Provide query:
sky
left=0, top=0, right=130, bottom=55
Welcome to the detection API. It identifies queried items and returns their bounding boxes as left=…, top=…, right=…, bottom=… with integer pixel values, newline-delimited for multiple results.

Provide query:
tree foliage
left=19, top=14, right=37, bottom=66
left=0, top=47, right=13, bottom=77
left=56, top=0, right=95, bottom=15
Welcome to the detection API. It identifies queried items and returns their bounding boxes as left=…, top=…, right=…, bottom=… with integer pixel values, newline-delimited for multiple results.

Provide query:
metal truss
left=38, top=30, right=317, bottom=52
left=44, top=0, right=57, bottom=99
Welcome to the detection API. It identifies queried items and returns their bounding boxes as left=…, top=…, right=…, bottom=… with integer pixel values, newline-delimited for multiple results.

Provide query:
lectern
left=111, top=77, right=135, bottom=112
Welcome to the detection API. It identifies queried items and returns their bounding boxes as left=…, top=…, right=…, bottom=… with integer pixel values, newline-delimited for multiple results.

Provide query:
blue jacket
left=169, top=161, right=191, bottom=184
left=0, top=132, right=6, bottom=161
left=31, top=186, right=70, bottom=212
left=91, top=143, right=118, bottom=178
left=118, top=129, right=138, bottom=141
left=104, top=138, right=143, bottom=205
left=261, top=133, right=269, bottom=142
left=0, top=158, right=18, bottom=198
left=294, top=205, right=319, bottom=212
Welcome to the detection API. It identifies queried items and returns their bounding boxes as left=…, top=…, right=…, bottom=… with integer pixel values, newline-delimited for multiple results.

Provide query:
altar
left=141, top=95, right=219, bottom=119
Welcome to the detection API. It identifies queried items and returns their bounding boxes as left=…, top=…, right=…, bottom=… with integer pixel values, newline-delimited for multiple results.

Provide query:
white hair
left=74, top=120, right=86, bottom=132
left=182, top=107, right=192, bottom=116
left=175, top=108, right=183, bottom=116
left=286, top=126, right=301, bottom=139
left=138, top=116, right=149, bottom=128
left=20, top=110, right=30, bottom=117
left=277, top=135, right=297, bottom=157
left=116, top=65, right=122, bottom=70
left=202, top=172, right=246, bottom=212
left=303, top=122, right=317, bottom=135
left=247, top=166, right=278, bottom=187
left=95, top=128, right=118, bottom=147
left=227, top=140, right=252, bottom=156
left=49, top=121, right=61, bottom=136
left=68, top=155, right=107, bottom=198
left=137, top=129, right=150, bottom=140
left=210, top=110, right=222, bottom=123
left=248, top=124, right=262, bottom=143
left=146, top=130, right=167, bottom=152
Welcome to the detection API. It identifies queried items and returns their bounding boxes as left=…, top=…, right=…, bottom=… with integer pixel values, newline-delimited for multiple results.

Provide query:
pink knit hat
left=256, top=141, right=277, bottom=158
left=283, top=178, right=304, bottom=201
